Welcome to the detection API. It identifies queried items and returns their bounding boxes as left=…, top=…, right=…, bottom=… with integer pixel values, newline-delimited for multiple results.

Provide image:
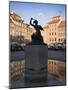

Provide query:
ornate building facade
left=43, top=16, right=66, bottom=45
left=10, top=13, right=34, bottom=44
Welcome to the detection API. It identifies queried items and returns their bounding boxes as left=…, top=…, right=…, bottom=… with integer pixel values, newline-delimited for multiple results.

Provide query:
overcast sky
left=9, top=1, right=66, bottom=26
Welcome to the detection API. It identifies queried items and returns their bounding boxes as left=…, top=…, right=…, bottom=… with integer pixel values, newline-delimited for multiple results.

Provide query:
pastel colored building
left=10, top=13, right=34, bottom=44
left=43, top=16, right=66, bottom=45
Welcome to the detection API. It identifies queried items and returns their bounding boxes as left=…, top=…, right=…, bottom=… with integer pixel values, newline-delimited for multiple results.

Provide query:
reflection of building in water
left=10, top=60, right=25, bottom=80
left=10, top=13, right=34, bottom=44
left=43, top=16, right=66, bottom=45
left=48, top=60, right=65, bottom=77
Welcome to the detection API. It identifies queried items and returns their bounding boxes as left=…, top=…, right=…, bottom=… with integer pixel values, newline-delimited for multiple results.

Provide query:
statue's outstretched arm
left=30, top=18, right=35, bottom=27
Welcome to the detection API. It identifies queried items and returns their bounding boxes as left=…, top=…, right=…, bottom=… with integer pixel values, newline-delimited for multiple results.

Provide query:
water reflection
left=10, top=59, right=66, bottom=88
left=48, top=59, right=66, bottom=86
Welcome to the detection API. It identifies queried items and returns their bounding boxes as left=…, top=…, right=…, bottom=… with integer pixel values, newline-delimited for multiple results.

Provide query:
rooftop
left=58, top=21, right=65, bottom=28
left=10, top=13, right=23, bottom=22
left=48, top=19, right=60, bottom=24
left=52, top=16, right=61, bottom=18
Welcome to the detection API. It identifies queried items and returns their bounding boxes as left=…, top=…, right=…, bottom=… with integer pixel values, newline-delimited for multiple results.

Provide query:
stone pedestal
left=24, top=44, right=48, bottom=87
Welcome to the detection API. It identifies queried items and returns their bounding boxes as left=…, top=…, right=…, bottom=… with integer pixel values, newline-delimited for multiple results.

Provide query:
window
left=55, top=38, right=56, bottom=41
left=54, top=62, right=56, bottom=65
left=49, top=33, right=51, bottom=35
left=59, top=39, right=60, bottom=41
left=49, top=61, right=51, bottom=64
left=55, top=32, right=56, bottom=35
left=52, top=62, right=53, bottom=64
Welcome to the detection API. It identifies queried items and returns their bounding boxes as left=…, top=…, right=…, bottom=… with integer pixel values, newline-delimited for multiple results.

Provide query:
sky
left=9, top=1, right=66, bottom=26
